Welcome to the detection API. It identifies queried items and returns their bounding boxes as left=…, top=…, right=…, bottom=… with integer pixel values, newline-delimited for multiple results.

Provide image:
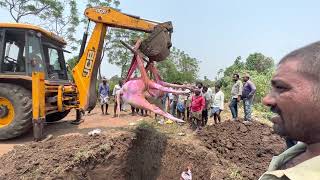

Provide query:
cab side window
left=43, top=45, right=68, bottom=80
left=1, top=30, right=26, bottom=73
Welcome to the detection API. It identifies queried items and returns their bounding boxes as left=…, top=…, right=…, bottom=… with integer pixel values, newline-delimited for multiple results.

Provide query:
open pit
left=0, top=121, right=285, bottom=180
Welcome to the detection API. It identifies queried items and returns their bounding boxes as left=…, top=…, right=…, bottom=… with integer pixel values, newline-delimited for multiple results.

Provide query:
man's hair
left=280, top=41, right=320, bottom=96
left=233, top=73, right=240, bottom=79
left=196, top=82, right=203, bottom=87
left=280, top=41, right=320, bottom=82
left=215, top=84, right=221, bottom=89
left=203, top=86, right=208, bottom=91
left=243, top=73, right=250, bottom=79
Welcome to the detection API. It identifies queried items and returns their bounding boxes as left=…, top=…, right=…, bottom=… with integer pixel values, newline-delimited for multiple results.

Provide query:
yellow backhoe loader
left=0, top=6, right=172, bottom=140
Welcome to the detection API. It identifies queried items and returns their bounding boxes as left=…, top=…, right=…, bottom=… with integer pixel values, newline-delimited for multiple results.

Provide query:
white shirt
left=112, top=84, right=121, bottom=96
left=207, top=87, right=213, bottom=98
left=212, top=90, right=224, bottom=110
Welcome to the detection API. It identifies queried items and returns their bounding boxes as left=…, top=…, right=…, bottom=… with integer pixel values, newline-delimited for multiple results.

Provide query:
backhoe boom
left=72, top=6, right=172, bottom=111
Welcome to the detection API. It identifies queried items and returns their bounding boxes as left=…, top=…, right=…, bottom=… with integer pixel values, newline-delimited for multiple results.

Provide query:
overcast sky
left=1, top=0, right=320, bottom=79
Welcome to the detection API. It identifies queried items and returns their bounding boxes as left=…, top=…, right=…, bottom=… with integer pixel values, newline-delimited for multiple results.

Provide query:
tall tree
left=156, top=47, right=199, bottom=83
left=40, top=0, right=80, bottom=51
left=105, top=29, right=145, bottom=78
left=0, top=0, right=80, bottom=51
left=0, top=0, right=62, bottom=23
left=223, top=56, right=245, bottom=78
left=245, top=53, right=274, bottom=73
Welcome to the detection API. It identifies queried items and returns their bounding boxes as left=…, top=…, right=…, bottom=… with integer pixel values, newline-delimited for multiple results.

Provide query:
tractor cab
left=0, top=23, right=69, bottom=81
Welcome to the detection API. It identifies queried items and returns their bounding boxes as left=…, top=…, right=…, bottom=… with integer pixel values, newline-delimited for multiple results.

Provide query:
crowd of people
left=97, top=71, right=257, bottom=134
left=161, top=73, right=256, bottom=133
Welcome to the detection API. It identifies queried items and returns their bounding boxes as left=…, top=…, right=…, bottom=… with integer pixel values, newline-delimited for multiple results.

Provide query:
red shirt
left=190, top=95, right=205, bottom=112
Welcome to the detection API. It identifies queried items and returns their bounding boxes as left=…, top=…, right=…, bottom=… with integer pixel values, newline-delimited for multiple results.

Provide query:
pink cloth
left=190, top=95, right=205, bottom=112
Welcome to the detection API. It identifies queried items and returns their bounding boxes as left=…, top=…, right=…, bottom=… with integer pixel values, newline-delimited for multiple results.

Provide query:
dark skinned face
left=233, top=75, right=238, bottom=82
left=263, top=60, right=320, bottom=144
left=195, top=90, right=200, bottom=96
left=215, top=87, right=220, bottom=93
left=242, top=76, right=249, bottom=82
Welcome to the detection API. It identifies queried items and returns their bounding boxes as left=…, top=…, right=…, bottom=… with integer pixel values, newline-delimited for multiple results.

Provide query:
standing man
left=113, top=80, right=123, bottom=117
left=241, top=73, right=256, bottom=122
left=211, top=84, right=224, bottom=124
left=229, top=73, right=242, bottom=121
left=177, top=88, right=187, bottom=120
left=202, top=86, right=211, bottom=126
left=259, top=42, right=320, bottom=179
left=98, top=77, right=110, bottom=115
left=190, top=88, right=205, bottom=133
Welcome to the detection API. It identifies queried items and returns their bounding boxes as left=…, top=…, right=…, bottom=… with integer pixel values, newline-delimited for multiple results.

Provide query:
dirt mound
left=199, top=121, right=285, bottom=179
left=0, top=122, right=285, bottom=180
left=0, top=133, right=134, bottom=179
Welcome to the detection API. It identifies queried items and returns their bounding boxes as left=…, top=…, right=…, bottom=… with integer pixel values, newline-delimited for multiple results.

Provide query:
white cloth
left=181, top=169, right=192, bottom=180
left=112, top=84, right=121, bottom=96
left=100, top=95, right=109, bottom=105
left=212, top=90, right=224, bottom=110
left=178, top=88, right=187, bottom=103
left=207, top=87, right=213, bottom=98
left=168, top=92, right=174, bottom=100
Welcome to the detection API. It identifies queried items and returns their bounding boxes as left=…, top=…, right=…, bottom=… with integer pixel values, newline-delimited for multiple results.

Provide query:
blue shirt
left=98, top=83, right=109, bottom=97
left=242, top=80, right=256, bottom=99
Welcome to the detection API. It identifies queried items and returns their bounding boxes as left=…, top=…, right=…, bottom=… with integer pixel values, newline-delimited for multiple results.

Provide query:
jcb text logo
left=96, top=9, right=107, bottom=14
left=82, top=50, right=95, bottom=77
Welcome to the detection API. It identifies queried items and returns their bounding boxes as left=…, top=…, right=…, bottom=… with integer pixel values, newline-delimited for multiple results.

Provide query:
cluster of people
left=229, top=73, right=256, bottom=124
left=161, top=82, right=224, bottom=132
left=164, top=72, right=256, bottom=133
left=98, top=78, right=123, bottom=118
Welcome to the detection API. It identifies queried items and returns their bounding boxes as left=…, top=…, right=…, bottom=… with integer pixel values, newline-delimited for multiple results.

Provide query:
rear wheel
left=0, top=83, right=32, bottom=140
left=46, top=110, right=70, bottom=122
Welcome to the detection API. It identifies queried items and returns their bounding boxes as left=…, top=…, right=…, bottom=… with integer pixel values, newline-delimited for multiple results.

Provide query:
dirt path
left=0, top=105, right=146, bottom=156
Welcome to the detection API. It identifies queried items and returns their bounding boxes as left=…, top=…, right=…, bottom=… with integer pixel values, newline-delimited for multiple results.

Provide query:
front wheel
left=0, top=83, right=32, bottom=140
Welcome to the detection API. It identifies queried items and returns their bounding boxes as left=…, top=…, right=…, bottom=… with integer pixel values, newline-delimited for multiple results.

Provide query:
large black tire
left=46, top=110, right=70, bottom=122
left=0, top=83, right=32, bottom=140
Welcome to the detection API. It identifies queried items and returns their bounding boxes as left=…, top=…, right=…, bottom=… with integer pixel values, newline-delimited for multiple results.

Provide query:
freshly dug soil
left=0, top=121, right=285, bottom=180
left=199, top=121, right=285, bottom=179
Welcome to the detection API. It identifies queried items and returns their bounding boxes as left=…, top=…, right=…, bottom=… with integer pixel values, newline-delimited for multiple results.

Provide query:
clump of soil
left=0, top=121, right=285, bottom=180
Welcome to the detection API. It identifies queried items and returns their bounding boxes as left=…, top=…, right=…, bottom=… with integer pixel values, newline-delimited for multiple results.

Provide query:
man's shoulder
left=217, top=91, right=224, bottom=95
left=260, top=155, right=320, bottom=180
left=260, top=143, right=320, bottom=180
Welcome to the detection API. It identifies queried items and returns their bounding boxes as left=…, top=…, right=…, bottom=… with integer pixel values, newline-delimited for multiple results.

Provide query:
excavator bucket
left=140, top=22, right=173, bottom=62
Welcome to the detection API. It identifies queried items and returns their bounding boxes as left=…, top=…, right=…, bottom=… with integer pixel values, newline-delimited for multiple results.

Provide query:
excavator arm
left=72, top=6, right=172, bottom=111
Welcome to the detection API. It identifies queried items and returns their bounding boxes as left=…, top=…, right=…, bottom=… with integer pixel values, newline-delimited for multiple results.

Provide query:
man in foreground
left=259, top=42, right=320, bottom=179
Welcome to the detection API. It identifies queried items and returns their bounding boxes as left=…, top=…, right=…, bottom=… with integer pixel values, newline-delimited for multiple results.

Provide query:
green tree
left=41, top=0, right=80, bottom=51
left=223, top=56, right=245, bottom=78
left=0, top=0, right=62, bottom=23
left=245, top=53, right=274, bottom=73
left=0, top=0, right=80, bottom=50
left=156, top=47, right=199, bottom=83
left=105, top=29, right=145, bottom=78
